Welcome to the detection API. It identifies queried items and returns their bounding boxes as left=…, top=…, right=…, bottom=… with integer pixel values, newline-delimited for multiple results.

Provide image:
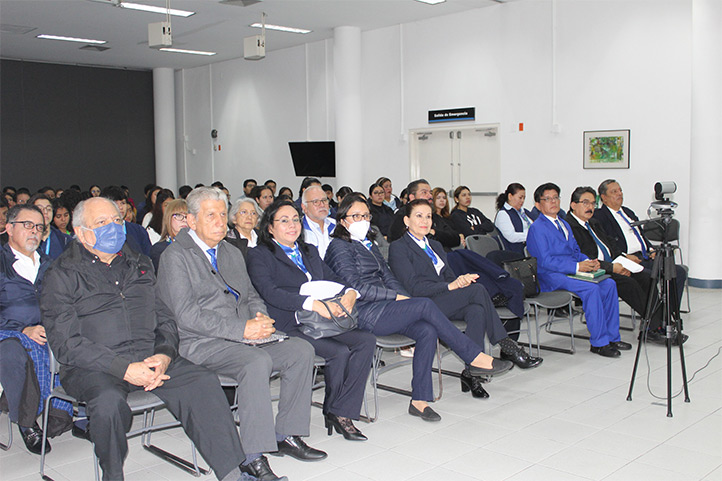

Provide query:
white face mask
left=347, top=220, right=370, bottom=241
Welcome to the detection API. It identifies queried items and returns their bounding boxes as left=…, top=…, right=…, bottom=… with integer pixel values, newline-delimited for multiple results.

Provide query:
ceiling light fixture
left=159, top=47, right=216, bottom=56
left=414, top=0, right=446, bottom=5
left=119, top=2, right=195, bottom=17
left=37, top=34, right=107, bottom=44
left=250, top=23, right=311, bottom=34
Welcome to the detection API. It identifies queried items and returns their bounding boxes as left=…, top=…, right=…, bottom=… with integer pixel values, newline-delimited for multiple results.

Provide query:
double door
left=409, top=123, right=500, bottom=214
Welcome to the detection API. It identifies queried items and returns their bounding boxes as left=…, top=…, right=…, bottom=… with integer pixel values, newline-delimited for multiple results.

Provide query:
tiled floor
left=2, top=287, right=720, bottom=481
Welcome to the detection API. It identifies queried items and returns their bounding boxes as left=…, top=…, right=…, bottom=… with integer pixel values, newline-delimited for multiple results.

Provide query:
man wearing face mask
left=40, top=197, right=248, bottom=481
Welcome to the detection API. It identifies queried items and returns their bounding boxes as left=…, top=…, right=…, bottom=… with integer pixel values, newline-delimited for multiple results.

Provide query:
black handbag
left=502, top=256, right=540, bottom=298
left=295, top=296, right=359, bottom=340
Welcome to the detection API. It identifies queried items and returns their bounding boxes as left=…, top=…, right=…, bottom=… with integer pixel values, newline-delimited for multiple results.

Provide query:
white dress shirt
left=605, top=205, right=645, bottom=254
left=10, top=246, right=41, bottom=284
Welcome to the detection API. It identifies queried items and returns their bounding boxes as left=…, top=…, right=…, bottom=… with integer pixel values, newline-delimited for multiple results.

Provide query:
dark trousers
left=291, top=328, right=376, bottom=419
left=0, top=338, right=34, bottom=426
left=371, top=298, right=483, bottom=401
left=613, top=270, right=662, bottom=330
left=431, top=283, right=511, bottom=350
left=641, top=259, right=687, bottom=311
left=62, top=357, right=244, bottom=481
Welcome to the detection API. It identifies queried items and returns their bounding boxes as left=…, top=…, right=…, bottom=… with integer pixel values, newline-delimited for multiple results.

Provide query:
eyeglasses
left=274, top=217, right=301, bottom=225
left=9, top=221, right=46, bottom=233
left=372, top=190, right=384, bottom=196
left=171, top=213, right=188, bottom=221
left=346, top=213, right=372, bottom=222
left=540, top=196, right=560, bottom=203
left=237, top=210, right=258, bottom=217
left=305, top=198, right=329, bottom=206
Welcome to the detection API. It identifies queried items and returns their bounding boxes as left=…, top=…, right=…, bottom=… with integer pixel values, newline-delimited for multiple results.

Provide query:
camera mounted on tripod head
left=650, top=181, right=678, bottom=217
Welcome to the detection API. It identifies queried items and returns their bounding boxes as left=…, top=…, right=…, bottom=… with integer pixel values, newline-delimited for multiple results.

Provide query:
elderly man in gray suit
left=156, top=187, right=326, bottom=481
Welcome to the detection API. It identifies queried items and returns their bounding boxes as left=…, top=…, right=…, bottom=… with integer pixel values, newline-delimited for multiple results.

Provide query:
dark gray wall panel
left=1, top=60, right=155, bottom=201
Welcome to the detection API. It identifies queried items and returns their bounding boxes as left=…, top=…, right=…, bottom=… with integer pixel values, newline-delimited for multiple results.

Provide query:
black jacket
left=388, top=210, right=461, bottom=249
left=40, top=241, right=178, bottom=380
left=449, top=207, right=494, bottom=236
left=324, top=237, right=409, bottom=331
left=592, top=205, right=652, bottom=255
left=567, top=215, right=623, bottom=274
left=1, top=243, right=51, bottom=331
left=388, top=234, right=456, bottom=298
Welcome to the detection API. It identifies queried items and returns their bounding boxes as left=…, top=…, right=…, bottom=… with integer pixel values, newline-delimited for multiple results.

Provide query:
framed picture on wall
left=583, top=129, right=630, bottom=169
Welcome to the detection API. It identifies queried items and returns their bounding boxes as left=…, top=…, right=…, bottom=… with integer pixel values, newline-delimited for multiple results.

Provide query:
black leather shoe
left=408, top=401, right=441, bottom=422
left=640, top=329, right=689, bottom=346
left=274, top=436, right=327, bottom=461
left=590, top=344, right=621, bottom=358
left=468, top=358, right=513, bottom=377
left=19, top=424, right=51, bottom=455
left=460, top=369, right=490, bottom=398
left=240, top=455, right=288, bottom=481
left=72, top=422, right=91, bottom=441
left=325, top=413, right=367, bottom=441
left=501, top=349, right=544, bottom=369
left=612, top=341, right=632, bottom=351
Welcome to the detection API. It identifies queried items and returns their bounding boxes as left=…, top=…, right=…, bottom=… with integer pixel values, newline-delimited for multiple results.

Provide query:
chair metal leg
left=533, top=302, right=577, bottom=354
left=141, top=409, right=209, bottom=477
left=0, top=411, right=11, bottom=451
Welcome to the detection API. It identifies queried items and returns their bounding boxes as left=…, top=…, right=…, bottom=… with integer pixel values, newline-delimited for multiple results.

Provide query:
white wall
left=176, top=0, right=702, bottom=271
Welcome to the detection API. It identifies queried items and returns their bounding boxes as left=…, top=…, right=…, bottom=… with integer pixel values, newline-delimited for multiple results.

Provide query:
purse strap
left=317, top=297, right=356, bottom=328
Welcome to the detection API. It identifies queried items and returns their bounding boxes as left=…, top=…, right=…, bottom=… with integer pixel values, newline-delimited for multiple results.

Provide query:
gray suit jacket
left=155, top=228, right=268, bottom=364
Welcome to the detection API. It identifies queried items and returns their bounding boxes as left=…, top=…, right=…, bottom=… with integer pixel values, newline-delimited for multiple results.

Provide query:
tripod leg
left=626, top=318, right=649, bottom=401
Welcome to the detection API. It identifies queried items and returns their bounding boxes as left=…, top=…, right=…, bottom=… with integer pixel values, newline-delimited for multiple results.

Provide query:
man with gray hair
left=41, top=197, right=248, bottom=481
left=157, top=187, right=325, bottom=481
left=301, top=184, right=336, bottom=258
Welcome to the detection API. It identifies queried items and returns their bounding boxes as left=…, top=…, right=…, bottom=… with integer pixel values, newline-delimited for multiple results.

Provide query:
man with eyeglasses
left=527, top=183, right=628, bottom=358
left=302, top=185, right=336, bottom=258
left=157, top=187, right=324, bottom=481
left=567, top=187, right=666, bottom=344
left=101, top=185, right=152, bottom=256
left=0, top=204, right=73, bottom=455
left=41, top=196, right=250, bottom=481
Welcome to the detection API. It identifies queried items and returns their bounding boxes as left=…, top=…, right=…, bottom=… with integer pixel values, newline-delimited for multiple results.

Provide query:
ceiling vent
left=220, top=0, right=262, bottom=6
left=0, top=24, right=37, bottom=35
left=80, top=44, right=111, bottom=51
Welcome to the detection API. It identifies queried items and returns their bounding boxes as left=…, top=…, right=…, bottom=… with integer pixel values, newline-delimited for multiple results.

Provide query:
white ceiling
left=0, top=0, right=500, bottom=70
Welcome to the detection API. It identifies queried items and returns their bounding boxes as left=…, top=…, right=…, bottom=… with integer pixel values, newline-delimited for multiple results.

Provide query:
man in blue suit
left=527, top=183, right=629, bottom=358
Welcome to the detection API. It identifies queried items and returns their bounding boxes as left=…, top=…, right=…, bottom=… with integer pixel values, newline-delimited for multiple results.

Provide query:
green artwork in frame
left=583, top=129, right=630, bottom=169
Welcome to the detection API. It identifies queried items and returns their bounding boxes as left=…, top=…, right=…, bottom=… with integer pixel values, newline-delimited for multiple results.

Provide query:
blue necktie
left=207, top=248, right=239, bottom=300
left=519, top=210, right=531, bottom=227
left=586, top=222, right=611, bottom=262
left=554, top=219, right=566, bottom=239
left=616, top=211, right=648, bottom=259
left=277, top=242, right=308, bottom=274
left=423, top=243, right=438, bottom=265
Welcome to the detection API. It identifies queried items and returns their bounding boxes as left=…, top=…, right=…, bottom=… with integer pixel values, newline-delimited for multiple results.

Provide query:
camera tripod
left=626, top=215, right=690, bottom=417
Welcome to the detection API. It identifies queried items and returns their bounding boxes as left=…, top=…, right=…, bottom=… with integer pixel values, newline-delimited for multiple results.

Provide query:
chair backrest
left=466, top=234, right=501, bottom=257
left=643, top=218, right=680, bottom=243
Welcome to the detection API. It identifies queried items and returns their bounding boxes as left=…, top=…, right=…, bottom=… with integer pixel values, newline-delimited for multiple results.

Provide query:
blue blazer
left=246, top=242, right=349, bottom=334
left=526, top=214, right=588, bottom=292
left=387, top=234, right=456, bottom=298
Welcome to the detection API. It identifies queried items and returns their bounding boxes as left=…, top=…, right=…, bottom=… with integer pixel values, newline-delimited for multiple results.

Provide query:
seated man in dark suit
left=527, top=183, right=630, bottom=358
left=41, top=197, right=247, bottom=481
left=567, top=187, right=666, bottom=345
left=592, top=179, right=687, bottom=310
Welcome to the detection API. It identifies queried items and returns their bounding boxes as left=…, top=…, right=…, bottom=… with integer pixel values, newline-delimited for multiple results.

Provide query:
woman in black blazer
left=324, top=194, right=512, bottom=421
left=388, top=200, right=543, bottom=396
left=246, top=199, right=375, bottom=441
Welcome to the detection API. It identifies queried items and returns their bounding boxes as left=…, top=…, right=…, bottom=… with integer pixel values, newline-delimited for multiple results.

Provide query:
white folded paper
left=613, top=255, right=644, bottom=274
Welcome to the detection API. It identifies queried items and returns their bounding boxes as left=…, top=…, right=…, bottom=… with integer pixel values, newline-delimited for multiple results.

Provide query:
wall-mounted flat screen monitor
left=289, top=141, right=336, bottom=177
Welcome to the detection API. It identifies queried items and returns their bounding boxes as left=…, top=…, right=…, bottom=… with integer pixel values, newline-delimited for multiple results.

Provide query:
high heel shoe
left=460, top=369, right=490, bottom=399
left=324, top=413, right=367, bottom=441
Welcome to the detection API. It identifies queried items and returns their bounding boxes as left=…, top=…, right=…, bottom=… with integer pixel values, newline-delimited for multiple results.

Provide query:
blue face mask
left=86, top=222, right=126, bottom=254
